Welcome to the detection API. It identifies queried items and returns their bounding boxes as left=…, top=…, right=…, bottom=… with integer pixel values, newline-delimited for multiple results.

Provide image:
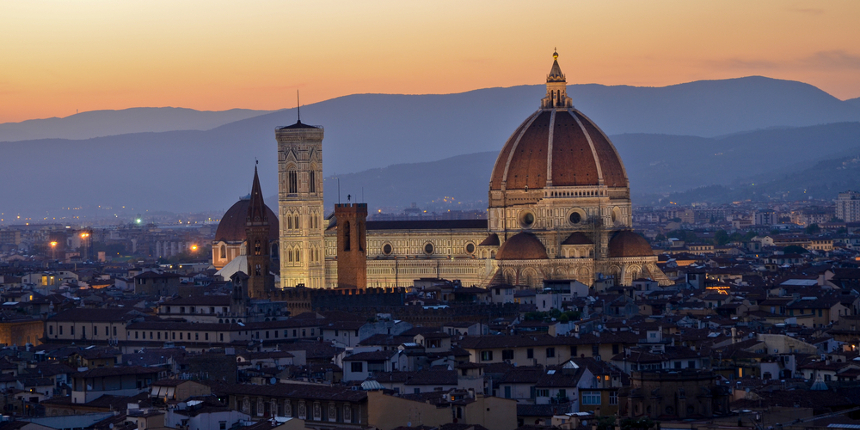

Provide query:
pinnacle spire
left=247, top=166, right=268, bottom=223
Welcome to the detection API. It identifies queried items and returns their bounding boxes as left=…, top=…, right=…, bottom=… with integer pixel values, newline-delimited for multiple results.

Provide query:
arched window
left=295, top=216, right=300, bottom=229
left=288, top=249, right=293, bottom=262
left=343, top=221, right=351, bottom=251
left=254, top=240, right=261, bottom=256
left=295, top=249, right=300, bottom=263
left=255, top=264, right=261, bottom=276
left=288, top=170, right=298, bottom=193
left=220, top=244, right=226, bottom=259
left=309, top=170, right=316, bottom=193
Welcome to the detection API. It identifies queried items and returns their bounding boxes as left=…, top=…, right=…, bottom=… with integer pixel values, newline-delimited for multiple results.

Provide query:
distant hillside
left=322, top=151, right=498, bottom=211
left=847, top=97, right=860, bottom=108
left=317, top=122, right=860, bottom=210
left=639, top=152, right=860, bottom=205
left=0, top=107, right=271, bottom=142
left=616, top=122, right=860, bottom=195
left=4, top=76, right=860, bottom=215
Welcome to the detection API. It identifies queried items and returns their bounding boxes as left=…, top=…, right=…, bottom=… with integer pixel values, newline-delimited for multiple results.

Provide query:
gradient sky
left=2, top=0, right=859, bottom=123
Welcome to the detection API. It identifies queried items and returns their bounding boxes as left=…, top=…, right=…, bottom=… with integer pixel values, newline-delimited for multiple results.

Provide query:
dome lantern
left=542, top=50, right=572, bottom=109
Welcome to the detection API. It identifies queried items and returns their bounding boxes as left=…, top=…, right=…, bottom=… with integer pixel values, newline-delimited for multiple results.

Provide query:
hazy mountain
left=321, top=151, right=498, bottom=212
left=4, top=76, right=860, bottom=215
left=0, top=107, right=271, bottom=142
left=847, top=97, right=860, bottom=109
left=314, top=122, right=860, bottom=210
left=640, top=152, right=860, bottom=205
left=616, top=122, right=860, bottom=194
left=186, top=76, right=860, bottom=179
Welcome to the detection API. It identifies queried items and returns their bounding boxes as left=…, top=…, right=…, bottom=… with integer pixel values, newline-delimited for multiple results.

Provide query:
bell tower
left=335, top=203, right=367, bottom=289
left=276, top=119, right=325, bottom=288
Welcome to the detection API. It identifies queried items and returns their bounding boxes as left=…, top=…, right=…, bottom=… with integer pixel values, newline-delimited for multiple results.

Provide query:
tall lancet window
left=309, top=170, right=316, bottom=193
left=343, top=221, right=351, bottom=251
left=288, top=170, right=298, bottom=193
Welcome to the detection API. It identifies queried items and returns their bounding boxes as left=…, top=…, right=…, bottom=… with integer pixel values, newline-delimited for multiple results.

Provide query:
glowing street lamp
left=190, top=244, right=198, bottom=252
left=49, top=241, right=57, bottom=260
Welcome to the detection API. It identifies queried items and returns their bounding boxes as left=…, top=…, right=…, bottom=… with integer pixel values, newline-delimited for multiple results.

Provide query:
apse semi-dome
left=608, top=230, right=654, bottom=258
left=489, top=52, right=628, bottom=193
left=214, top=197, right=279, bottom=243
left=496, top=232, right=548, bottom=260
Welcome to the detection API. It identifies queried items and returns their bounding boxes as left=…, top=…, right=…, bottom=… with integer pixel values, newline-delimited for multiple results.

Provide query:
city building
left=837, top=191, right=860, bottom=222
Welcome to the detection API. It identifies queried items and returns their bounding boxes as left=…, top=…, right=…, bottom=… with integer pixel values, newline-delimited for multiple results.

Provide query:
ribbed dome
left=496, top=232, right=548, bottom=260
left=214, top=198, right=279, bottom=243
left=489, top=109, right=628, bottom=191
left=608, top=231, right=654, bottom=258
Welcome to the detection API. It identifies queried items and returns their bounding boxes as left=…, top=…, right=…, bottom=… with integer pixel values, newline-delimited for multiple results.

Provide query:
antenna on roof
left=296, top=90, right=301, bottom=123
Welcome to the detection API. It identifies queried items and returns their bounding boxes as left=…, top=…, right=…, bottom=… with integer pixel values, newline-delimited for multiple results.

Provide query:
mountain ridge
left=4, top=76, right=860, bottom=215
left=0, top=107, right=272, bottom=142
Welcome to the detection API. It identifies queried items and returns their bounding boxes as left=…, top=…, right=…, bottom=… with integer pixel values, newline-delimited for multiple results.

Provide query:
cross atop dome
left=541, top=50, right=572, bottom=109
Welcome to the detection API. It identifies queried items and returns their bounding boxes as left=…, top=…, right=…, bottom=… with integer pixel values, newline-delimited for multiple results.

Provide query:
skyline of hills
left=0, top=107, right=271, bottom=142
left=3, top=75, right=860, bottom=217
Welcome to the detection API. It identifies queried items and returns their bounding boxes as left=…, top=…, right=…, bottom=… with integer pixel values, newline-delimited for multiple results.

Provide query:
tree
left=620, top=417, right=657, bottom=430
left=714, top=230, right=729, bottom=245
left=596, top=415, right=617, bottom=430
left=783, top=245, right=807, bottom=254
left=805, top=223, right=821, bottom=235
left=655, top=233, right=666, bottom=241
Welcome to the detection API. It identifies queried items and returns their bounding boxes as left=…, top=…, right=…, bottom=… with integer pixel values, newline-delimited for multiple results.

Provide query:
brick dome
left=496, top=232, right=548, bottom=260
left=608, top=230, right=654, bottom=258
left=489, top=109, right=628, bottom=191
left=214, top=197, right=279, bottom=243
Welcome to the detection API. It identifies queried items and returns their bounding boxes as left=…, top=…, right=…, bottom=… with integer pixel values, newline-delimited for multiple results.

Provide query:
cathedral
left=214, top=51, right=669, bottom=292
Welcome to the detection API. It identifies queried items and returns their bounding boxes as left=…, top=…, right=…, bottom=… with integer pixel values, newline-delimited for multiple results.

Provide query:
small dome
left=562, top=232, right=593, bottom=245
left=608, top=231, right=653, bottom=258
left=214, top=198, right=279, bottom=243
left=496, top=232, right=548, bottom=260
left=479, top=233, right=500, bottom=247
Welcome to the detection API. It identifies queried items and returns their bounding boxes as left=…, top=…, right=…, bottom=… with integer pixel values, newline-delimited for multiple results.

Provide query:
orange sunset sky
left=1, top=0, right=859, bottom=124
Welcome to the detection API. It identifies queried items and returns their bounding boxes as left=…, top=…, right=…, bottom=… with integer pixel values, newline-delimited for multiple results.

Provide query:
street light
left=49, top=241, right=57, bottom=260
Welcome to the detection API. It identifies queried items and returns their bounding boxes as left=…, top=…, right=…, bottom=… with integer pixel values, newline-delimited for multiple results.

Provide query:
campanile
left=276, top=120, right=325, bottom=288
